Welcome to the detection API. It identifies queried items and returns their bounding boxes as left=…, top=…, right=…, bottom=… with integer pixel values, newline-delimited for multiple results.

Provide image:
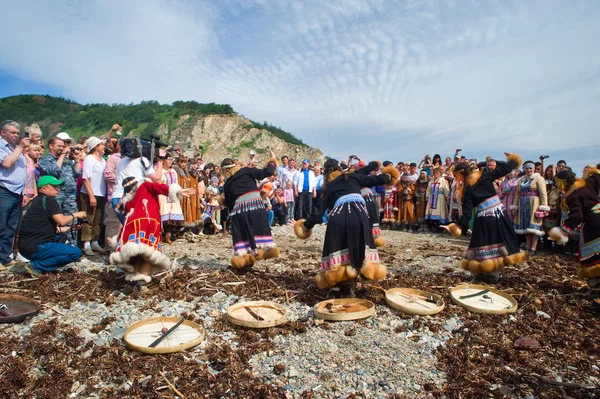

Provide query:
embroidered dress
left=110, top=181, right=174, bottom=274
left=414, top=177, right=429, bottom=223
left=303, top=165, right=391, bottom=274
left=159, top=169, right=184, bottom=224
left=498, top=177, right=519, bottom=214
left=320, top=194, right=380, bottom=270
left=456, top=159, right=523, bottom=275
left=223, top=162, right=278, bottom=257
left=561, top=172, right=600, bottom=279
left=229, top=191, right=275, bottom=255
left=425, top=177, right=449, bottom=223
left=512, top=173, right=549, bottom=236
left=381, top=185, right=397, bottom=223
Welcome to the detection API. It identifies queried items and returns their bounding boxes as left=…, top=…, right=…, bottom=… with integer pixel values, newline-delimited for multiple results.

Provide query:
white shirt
left=111, top=157, right=156, bottom=199
left=406, top=172, right=419, bottom=184
left=81, top=155, right=107, bottom=197
left=293, top=168, right=316, bottom=193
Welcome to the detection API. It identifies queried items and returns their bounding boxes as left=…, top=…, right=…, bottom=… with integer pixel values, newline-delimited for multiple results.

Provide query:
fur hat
left=122, top=176, right=139, bottom=196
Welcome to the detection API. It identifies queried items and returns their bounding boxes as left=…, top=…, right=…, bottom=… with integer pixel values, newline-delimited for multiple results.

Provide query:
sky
left=1, top=0, right=599, bottom=174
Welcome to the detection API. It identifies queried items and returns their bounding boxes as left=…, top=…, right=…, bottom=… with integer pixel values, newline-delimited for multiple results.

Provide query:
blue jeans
left=266, top=210, right=274, bottom=227
left=0, top=186, right=22, bottom=265
left=27, top=241, right=82, bottom=273
left=111, top=197, right=125, bottom=224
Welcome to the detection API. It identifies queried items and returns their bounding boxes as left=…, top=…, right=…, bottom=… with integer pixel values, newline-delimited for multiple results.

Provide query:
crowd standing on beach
left=1, top=120, right=599, bottom=296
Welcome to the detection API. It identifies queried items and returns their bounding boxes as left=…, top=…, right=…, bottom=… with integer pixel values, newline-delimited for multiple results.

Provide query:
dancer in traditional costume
left=110, top=177, right=195, bottom=289
left=414, top=170, right=430, bottom=232
left=549, top=168, right=600, bottom=291
left=425, top=167, right=450, bottom=229
left=511, top=162, right=550, bottom=255
left=159, top=154, right=184, bottom=244
left=356, top=162, right=385, bottom=247
left=381, top=182, right=397, bottom=228
left=176, top=156, right=202, bottom=229
left=396, top=175, right=417, bottom=232
left=497, top=171, right=519, bottom=213
left=441, top=154, right=526, bottom=279
left=294, top=159, right=399, bottom=297
left=448, top=169, right=465, bottom=223
left=220, top=150, right=280, bottom=270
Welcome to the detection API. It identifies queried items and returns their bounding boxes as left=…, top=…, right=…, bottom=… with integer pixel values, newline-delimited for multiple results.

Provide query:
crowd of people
left=1, top=119, right=599, bottom=295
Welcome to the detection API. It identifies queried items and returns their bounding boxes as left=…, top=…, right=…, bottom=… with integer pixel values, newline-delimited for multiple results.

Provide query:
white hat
left=249, top=150, right=256, bottom=155
left=56, top=132, right=72, bottom=141
left=86, top=137, right=103, bottom=152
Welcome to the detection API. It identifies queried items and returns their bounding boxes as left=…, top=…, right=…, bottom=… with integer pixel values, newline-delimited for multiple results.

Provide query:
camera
left=150, top=134, right=169, bottom=149
left=540, top=155, right=549, bottom=160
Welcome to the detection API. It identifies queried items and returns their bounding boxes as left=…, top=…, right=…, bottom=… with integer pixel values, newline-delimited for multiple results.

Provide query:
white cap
left=56, top=132, right=72, bottom=141
left=249, top=150, right=256, bottom=155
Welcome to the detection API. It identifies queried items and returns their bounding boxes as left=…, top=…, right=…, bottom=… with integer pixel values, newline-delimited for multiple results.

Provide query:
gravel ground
left=1, top=225, right=598, bottom=398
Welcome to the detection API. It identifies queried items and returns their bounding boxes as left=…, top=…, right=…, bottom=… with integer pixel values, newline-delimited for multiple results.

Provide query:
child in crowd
left=200, top=191, right=222, bottom=235
left=284, top=180, right=295, bottom=223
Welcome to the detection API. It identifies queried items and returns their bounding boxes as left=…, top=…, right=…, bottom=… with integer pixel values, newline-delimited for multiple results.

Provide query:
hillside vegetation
left=0, top=94, right=306, bottom=146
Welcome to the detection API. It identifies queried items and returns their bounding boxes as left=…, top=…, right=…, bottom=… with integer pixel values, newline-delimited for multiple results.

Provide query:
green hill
left=0, top=94, right=306, bottom=146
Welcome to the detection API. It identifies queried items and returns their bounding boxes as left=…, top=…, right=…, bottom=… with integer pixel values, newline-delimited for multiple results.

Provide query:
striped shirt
left=0, top=138, right=27, bottom=195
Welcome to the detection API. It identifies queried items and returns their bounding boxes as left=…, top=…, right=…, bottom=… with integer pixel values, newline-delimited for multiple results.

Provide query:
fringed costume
left=425, top=176, right=450, bottom=224
left=512, top=173, right=549, bottom=236
left=549, top=169, right=600, bottom=289
left=222, top=157, right=280, bottom=270
left=295, top=160, right=399, bottom=297
left=110, top=179, right=179, bottom=283
left=414, top=174, right=430, bottom=232
left=445, top=156, right=526, bottom=278
left=396, top=180, right=417, bottom=231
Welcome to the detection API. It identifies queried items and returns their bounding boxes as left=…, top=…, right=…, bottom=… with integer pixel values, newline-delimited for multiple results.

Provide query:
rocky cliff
left=164, top=114, right=325, bottom=164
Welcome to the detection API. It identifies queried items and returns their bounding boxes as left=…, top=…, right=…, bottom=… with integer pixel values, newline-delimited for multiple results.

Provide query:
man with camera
left=39, top=136, right=82, bottom=243
left=0, top=120, right=30, bottom=268
left=18, top=176, right=87, bottom=277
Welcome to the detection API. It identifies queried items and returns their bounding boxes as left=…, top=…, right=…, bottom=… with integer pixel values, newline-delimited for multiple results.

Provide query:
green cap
left=37, top=175, right=65, bottom=189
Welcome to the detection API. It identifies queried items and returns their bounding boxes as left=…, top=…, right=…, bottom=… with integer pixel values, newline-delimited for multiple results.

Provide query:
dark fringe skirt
left=466, top=196, right=520, bottom=262
left=361, top=187, right=381, bottom=239
left=321, top=194, right=380, bottom=270
left=230, top=191, right=275, bottom=256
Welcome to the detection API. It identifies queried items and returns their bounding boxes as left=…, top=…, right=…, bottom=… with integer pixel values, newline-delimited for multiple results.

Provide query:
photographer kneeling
left=18, top=176, right=87, bottom=277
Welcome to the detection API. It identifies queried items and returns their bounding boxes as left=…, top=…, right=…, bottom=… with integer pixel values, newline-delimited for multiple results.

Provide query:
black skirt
left=466, top=196, right=520, bottom=261
left=321, top=194, right=380, bottom=270
left=230, top=191, right=275, bottom=256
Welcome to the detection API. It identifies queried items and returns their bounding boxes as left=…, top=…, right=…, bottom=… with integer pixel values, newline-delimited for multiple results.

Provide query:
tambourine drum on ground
left=313, top=298, right=375, bottom=321
left=227, top=301, right=287, bottom=328
left=124, top=316, right=205, bottom=354
left=384, top=288, right=445, bottom=316
left=0, top=294, right=39, bottom=323
left=449, top=284, right=518, bottom=314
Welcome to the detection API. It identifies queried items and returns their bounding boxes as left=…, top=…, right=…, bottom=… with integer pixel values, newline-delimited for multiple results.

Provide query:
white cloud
left=0, top=0, right=598, bottom=173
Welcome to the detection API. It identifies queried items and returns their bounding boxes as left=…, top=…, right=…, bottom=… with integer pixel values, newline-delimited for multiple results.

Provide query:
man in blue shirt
left=294, top=159, right=316, bottom=219
left=0, top=120, right=30, bottom=268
